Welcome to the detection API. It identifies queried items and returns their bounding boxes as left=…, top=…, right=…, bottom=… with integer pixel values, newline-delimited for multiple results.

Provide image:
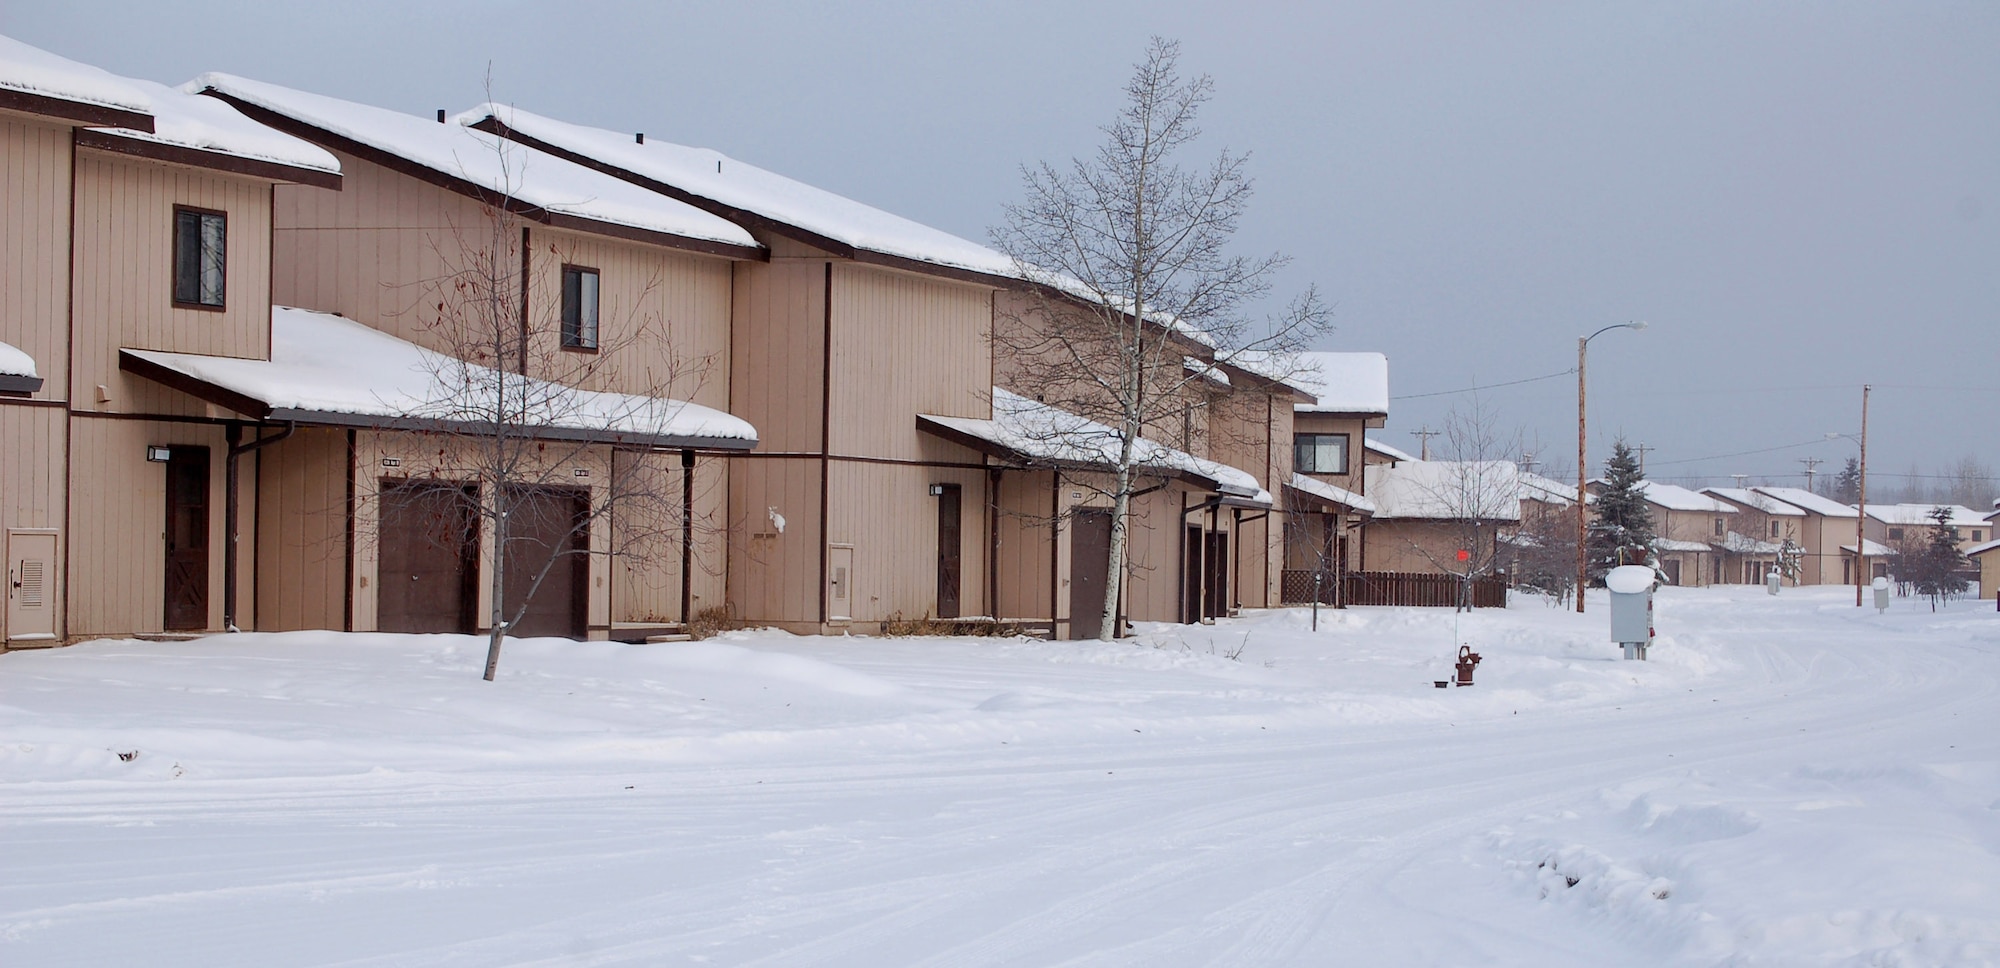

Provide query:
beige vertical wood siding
left=1, top=116, right=71, bottom=402
left=610, top=450, right=728, bottom=625
left=254, top=427, right=350, bottom=632
left=994, top=470, right=1055, bottom=620
left=726, top=455, right=822, bottom=630
left=823, top=458, right=988, bottom=626
left=0, top=404, right=68, bottom=642
left=67, top=418, right=236, bottom=637
left=826, top=264, right=992, bottom=460
left=70, top=151, right=273, bottom=418
left=729, top=259, right=826, bottom=454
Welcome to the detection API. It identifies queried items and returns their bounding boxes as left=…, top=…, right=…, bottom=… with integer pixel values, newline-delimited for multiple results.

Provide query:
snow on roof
left=1362, top=460, right=1521, bottom=521
left=192, top=76, right=758, bottom=250
left=1703, top=487, right=1805, bottom=516
left=1965, top=538, right=2000, bottom=557
left=1861, top=504, right=1989, bottom=528
left=918, top=388, right=1267, bottom=503
left=1288, top=473, right=1376, bottom=515
left=1716, top=531, right=1784, bottom=555
left=1518, top=471, right=1593, bottom=506
left=0, top=339, right=36, bottom=379
left=1366, top=438, right=1417, bottom=463
left=1840, top=539, right=1896, bottom=557
left=458, top=102, right=1008, bottom=277
left=123, top=307, right=757, bottom=447
left=0, top=33, right=152, bottom=117
left=1635, top=480, right=1738, bottom=513
left=1655, top=538, right=1712, bottom=553
left=85, top=78, right=339, bottom=174
left=1285, top=352, right=1389, bottom=414
left=1750, top=486, right=1858, bottom=519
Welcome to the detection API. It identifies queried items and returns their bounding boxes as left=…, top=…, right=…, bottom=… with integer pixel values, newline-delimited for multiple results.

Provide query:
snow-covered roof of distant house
left=1702, top=487, right=1805, bottom=516
left=1287, top=473, right=1376, bottom=515
left=1861, top=504, right=1989, bottom=528
left=1840, top=539, right=1895, bottom=557
left=120, top=306, right=757, bottom=449
left=1362, top=460, right=1521, bottom=521
left=1750, top=486, right=1859, bottom=519
left=0, top=33, right=154, bottom=128
left=1518, top=471, right=1593, bottom=506
left=1283, top=352, right=1389, bottom=415
left=70, top=78, right=340, bottom=187
left=0, top=339, right=42, bottom=395
left=1655, top=538, right=1712, bottom=553
left=1366, top=438, right=1417, bottom=463
left=1715, top=531, right=1784, bottom=555
left=190, top=75, right=760, bottom=254
left=1635, top=481, right=1738, bottom=513
left=459, top=102, right=1011, bottom=279
left=916, top=388, right=1269, bottom=505
left=1965, top=538, right=2000, bottom=558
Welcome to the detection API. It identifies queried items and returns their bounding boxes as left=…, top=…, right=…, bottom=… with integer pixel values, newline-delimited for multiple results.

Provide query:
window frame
left=171, top=205, right=228, bottom=312
left=560, top=264, right=601, bottom=352
left=1292, top=432, right=1351, bottom=476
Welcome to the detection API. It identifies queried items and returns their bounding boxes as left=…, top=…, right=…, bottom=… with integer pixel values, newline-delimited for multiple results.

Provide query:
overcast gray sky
left=8, top=1, right=1995, bottom=494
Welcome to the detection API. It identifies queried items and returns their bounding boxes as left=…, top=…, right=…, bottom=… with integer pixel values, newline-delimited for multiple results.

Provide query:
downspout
left=224, top=420, right=296, bottom=632
left=681, top=448, right=695, bottom=624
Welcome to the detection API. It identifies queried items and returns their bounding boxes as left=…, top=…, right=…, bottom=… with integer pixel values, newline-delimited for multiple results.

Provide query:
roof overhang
left=0, top=86, right=153, bottom=131
left=916, top=413, right=1226, bottom=493
left=74, top=127, right=342, bottom=190
left=201, top=91, right=764, bottom=262
left=0, top=373, right=44, bottom=396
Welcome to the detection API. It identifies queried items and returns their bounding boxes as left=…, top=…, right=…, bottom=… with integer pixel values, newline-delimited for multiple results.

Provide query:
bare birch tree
left=993, top=37, right=1331, bottom=640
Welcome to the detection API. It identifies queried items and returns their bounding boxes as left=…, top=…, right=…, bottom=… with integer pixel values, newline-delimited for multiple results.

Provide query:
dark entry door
left=1184, top=524, right=1204, bottom=623
left=1068, top=508, right=1112, bottom=640
left=162, top=447, right=210, bottom=630
left=502, top=486, right=588, bottom=639
left=378, top=481, right=477, bottom=634
left=1206, top=531, right=1229, bottom=619
left=936, top=484, right=962, bottom=619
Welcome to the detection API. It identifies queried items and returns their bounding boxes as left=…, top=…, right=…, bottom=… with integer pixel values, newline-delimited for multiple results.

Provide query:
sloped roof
left=121, top=307, right=757, bottom=449
left=1703, top=487, right=1805, bottom=516
left=1366, top=438, right=1417, bottom=463
left=1286, top=352, right=1389, bottom=414
left=0, top=32, right=153, bottom=128
left=192, top=74, right=760, bottom=255
left=1862, top=504, right=1989, bottom=528
left=1288, top=473, right=1376, bottom=515
left=1716, top=531, right=1784, bottom=555
left=1965, top=538, right=2000, bottom=558
left=75, top=78, right=341, bottom=187
left=1519, top=471, right=1593, bottom=506
left=1840, top=539, right=1896, bottom=557
left=1751, top=486, right=1859, bottom=519
left=1363, top=460, right=1521, bottom=521
left=917, top=388, right=1269, bottom=504
left=1635, top=480, right=1737, bottom=513
left=459, top=102, right=1010, bottom=279
left=1655, top=538, right=1712, bottom=552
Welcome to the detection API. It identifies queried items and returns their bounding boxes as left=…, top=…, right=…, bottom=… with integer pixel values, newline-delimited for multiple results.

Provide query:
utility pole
left=1798, top=456, right=1823, bottom=494
left=1412, top=427, right=1440, bottom=461
left=1633, top=442, right=1654, bottom=476
left=1856, top=384, right=1870, bottom=607
left=1731, top=474, right=1749, bottom=489
left=1576, top=322, right=1647, bottom=614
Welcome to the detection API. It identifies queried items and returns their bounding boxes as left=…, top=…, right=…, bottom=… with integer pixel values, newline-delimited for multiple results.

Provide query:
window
left=1293, top=433, right=1349, bottom=475
left=1714, top=517, right=1724, bottom=537
left=1888, top=527, right=1904, bottom=541
left=172, top=207, right=226, bottom=309
left=1975, top=530, right=1985, bottom=542
left=561, top=265, right=599, bottom=350
left=1770, top=521, right=1780, bottom=537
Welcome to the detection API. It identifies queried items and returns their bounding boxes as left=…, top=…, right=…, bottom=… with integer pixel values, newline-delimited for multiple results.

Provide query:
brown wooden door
left=1206, top=531, right=1229, bottom=618
left=378, top=481, right=477, bottom=634
left=1184, top=524, right=1205, bottom=624
left=936, top=484, right=962, bottom=619
left=502, top=486, right=588, bottom=639
left=1068, top=508, right=1112, bottom=640
left=163, top=447, right=210, bottom=630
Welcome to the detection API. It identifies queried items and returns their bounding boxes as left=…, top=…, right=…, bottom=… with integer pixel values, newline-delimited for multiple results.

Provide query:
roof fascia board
left=74, top=127, right=342, bottom=190
left=0, top=87, right=153, bottom=131
left=0, top=374, right=46, bottom=396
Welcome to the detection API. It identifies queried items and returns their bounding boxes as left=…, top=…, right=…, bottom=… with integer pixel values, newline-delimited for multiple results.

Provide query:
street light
left=1576, top=321, right=1647, bottom=614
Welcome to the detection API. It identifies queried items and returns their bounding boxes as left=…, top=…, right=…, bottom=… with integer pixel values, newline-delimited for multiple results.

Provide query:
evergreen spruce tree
left=1587, top=439, right=1657, bottom=582
left=1832, top=457, right=1861, bottom=503
left=1910, top=505, right=1969, bottom=611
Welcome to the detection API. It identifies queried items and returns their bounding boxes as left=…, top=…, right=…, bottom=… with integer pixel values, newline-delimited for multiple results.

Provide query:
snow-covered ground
left=4, top=587, right=1997, bottom=966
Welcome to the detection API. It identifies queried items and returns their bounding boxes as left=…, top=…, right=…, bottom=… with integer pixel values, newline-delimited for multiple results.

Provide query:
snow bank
left=0, top=32, right=151, bottom=116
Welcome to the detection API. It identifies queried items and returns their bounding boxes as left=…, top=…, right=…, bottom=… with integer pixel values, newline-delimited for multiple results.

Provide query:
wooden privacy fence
left=1281, top=570, right=1510, bottom=608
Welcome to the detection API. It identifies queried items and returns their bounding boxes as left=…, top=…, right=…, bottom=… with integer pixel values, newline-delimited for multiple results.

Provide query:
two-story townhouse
left=1701, top=487, right=1803, bottom=583
left=1749, top=486, right=1860, bottom=585
left=138, top=76, right=763, bottom=641
left=463, top=105, right=1290, bottom=638
left=1629, top=481, right=1737, bottom=585
left=1265, top=352, right=1387, bottom=605
left=1861, top=504, right=1990, bottom=557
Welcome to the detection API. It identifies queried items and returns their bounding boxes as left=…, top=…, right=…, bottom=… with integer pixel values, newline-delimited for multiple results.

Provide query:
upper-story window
left=561, top=265, right=600, bottom=351
left=172, top=206, right=226, bottom=310
left=1770, top=521, right=1780, bottom=537
left=1713, top=517, right=1725, bottom=536
left=1887, top=527, right=1904, bottom=541
left=1294, top=433, right=1349, bottom=475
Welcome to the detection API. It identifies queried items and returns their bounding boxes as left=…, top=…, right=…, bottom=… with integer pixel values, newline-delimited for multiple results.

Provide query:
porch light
left=929, top=483, right=946, bottom=496
left=146, top=446, right=172, bottom=463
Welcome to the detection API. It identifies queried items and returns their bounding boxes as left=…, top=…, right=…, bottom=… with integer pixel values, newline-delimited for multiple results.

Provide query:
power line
left=1392, top=368, right=1576, bottom=401
left=1643, top=437, right=1832, bottom=468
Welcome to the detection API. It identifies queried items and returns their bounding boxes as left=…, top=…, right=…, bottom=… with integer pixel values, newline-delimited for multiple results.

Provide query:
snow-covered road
left=4, top=587, right=1997, bottom=965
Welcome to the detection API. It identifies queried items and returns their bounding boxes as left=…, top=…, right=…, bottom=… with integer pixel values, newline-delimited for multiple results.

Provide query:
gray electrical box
left=1606, top=565, right=1656, bottom=660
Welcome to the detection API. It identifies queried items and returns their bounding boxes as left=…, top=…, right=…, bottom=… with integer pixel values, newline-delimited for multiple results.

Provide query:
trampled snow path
left=3, top=587, right=1997, bottom=966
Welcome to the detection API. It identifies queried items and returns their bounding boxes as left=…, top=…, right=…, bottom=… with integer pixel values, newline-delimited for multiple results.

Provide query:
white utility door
left=7, top=529, right=59, bottom=642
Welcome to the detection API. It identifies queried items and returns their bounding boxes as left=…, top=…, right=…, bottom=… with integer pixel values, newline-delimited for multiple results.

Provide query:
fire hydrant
left=1454, top=645, right=1481, bottom=687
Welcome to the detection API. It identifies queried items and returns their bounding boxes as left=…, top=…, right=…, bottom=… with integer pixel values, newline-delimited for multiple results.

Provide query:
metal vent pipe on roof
left=436, top=109, right=445, bottom=123
left=636, top=132, right=644, bottom=144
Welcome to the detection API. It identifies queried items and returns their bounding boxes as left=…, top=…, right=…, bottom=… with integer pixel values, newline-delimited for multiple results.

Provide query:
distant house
left=1702, top=488, right=1806, bottom=583
left=1860, top=504, right=1991, bottom=556
left=1966, top=538, right=2000, bottom=602
left=1618, top=481, right=1739, bottom=586
left=1747, top=487, right=1861, bottom=585
left=1277, top=352, right=1388, bottom=604
left=1361, top=459, right=1522, bottom=575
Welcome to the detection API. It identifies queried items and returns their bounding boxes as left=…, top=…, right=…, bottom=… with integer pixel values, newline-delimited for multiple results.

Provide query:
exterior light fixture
left=928, top=483, right=946, bottom=496
left=146, top=446, right=172, bottom=463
